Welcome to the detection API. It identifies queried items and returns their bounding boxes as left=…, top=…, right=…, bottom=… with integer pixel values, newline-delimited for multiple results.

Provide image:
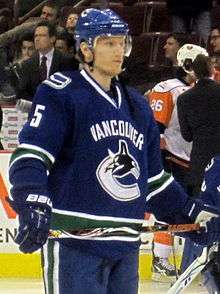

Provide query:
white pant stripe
left=53, top=241, right=60, bottom=294
left=43, top=243, right=49, bottom=294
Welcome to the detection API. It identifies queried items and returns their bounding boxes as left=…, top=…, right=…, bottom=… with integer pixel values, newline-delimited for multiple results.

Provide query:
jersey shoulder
left=42, top=71, right=83, bottom=91
left=36, top=71, right=86, bottom=100
left=127, top=86, right=152, bottom=110
left=152, top=78, right=185, bottom=93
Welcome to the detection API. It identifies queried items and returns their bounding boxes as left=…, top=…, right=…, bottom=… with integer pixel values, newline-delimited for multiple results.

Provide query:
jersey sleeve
left=9, top=74, right=73, bottom=200
left=148, top=90, right=174, bottom=128
left=11, top=76, right=73, bottom=171
left=200, top=157, right=220, bottom=207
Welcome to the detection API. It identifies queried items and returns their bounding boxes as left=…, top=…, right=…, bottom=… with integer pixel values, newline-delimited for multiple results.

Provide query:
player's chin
left=108, top=66, right=123, bottom=77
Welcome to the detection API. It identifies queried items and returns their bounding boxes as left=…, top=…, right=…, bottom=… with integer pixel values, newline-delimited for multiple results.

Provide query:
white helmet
left=177, top=44, right=209, bottom=73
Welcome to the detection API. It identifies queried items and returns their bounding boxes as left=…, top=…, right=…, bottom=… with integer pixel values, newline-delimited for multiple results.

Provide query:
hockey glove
left=181, top=198, right=220, bottom=246
left=8, top=193, right=52, bottom=253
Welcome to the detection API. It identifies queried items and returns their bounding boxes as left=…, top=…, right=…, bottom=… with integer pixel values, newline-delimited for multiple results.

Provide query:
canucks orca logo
left=96, top=140, right=140, bottom=201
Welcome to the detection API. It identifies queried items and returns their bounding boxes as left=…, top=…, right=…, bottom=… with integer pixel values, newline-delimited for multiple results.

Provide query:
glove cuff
left=25, top=194, right=52, bottom=209
left=8, top=186, right=52, bottom=214
left=183, top=198, right=220, bottom=223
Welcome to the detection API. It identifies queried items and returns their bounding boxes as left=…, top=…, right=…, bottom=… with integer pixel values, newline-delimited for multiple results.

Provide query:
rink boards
left=0, top=152, right=182, bottom=279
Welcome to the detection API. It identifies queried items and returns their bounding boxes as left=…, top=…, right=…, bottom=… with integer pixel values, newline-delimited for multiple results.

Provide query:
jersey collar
left=80, top=69, right=122, bottom=109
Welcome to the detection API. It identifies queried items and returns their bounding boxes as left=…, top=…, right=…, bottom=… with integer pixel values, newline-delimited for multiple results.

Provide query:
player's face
left=34, top=26, right=55, bottom=53
left=210, top=29, right=220, bottom=53
left=164, top=36, right=180, bottom=62
left=93, top=36, right=125, bottom=77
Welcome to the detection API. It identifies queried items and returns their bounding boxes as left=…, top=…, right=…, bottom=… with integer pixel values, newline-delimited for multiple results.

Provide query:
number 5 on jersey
left=30, top=104, right=45, bottom=127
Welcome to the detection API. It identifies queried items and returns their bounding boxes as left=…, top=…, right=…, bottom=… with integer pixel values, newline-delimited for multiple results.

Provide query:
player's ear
left=80, top=42, right=93, bottom=63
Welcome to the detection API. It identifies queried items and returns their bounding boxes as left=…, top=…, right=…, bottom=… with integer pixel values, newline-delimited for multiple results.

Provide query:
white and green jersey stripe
left=147, top=170, right=174, bottom=201
left=10, top=143, right=55, bottom=172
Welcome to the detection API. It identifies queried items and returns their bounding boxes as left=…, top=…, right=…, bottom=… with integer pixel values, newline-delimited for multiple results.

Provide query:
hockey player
left=7, top=8, right=220, bottom=294
left=146, top=44, right=209, bottom=282
left=199, top=156, right=220, bottom=293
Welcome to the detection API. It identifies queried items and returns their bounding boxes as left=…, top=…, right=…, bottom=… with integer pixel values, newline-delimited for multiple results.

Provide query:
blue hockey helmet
left=74, top=8, right=132, bottom=57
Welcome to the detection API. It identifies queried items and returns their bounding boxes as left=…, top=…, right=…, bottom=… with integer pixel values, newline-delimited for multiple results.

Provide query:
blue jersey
left=200, top=156, right=220, bottom=207
left=9, top=69, right=189, bottom=258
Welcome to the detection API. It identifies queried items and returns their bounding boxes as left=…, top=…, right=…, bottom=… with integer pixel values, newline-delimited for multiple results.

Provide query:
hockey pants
left=42, top=239, right=139, bottom=294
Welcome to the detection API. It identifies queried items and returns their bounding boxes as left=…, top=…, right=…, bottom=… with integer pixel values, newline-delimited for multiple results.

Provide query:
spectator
left=211, top=54, right=220, bottom=82
left=40, top=0, right=59, bottom=23
left=65, top=13, right=78, bottom=34
left=166, top=0, right=213, bottom=45
left=0, top=1, right=59, bottom=60
left=17, top=20, right=79, bottom=106
left=208, top=27, right=220, bottom=82
left=4, top=31, right=35, bottom=95
left=177, top=49, right=220, bottom=196
left=13, top=31, right=35, bottom=64
left=0, top=7, right=14, bottom=34
left=55, top=31, right=76, bottom=57
left=210, top=26, right=220, bottom=55
left=139, top=33, right=190, bottom=93
left=163, top=33, right=189, bottom=66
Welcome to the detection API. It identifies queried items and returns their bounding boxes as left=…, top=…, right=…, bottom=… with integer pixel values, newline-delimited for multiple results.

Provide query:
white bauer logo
left=96, top=140, right=140, bottom=201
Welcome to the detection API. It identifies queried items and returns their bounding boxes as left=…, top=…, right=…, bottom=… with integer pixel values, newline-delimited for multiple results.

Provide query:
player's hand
left=8, top=195, right=52, bottom=253
left=182, top=198, right=220, bottom=245
left=187, top=216, right=220, bottom=245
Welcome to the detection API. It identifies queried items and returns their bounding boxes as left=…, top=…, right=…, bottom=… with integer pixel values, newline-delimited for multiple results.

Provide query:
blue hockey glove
left=181, top=198, right=220, bottom=246
left=8, top=193, right=52, bottom=253
left=187, top=217, right=220, bottom=246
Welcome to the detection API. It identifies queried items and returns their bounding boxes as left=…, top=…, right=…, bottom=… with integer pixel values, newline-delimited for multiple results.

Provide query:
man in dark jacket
left=17, top=20, right=78, bottom=103
left=177, top=45, right=220, bottom=196
left=176, top=44, right=220, bottom=291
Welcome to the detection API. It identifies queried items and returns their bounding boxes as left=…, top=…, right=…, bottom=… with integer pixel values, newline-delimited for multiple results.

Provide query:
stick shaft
left=49, top=223, right=200, bottom=239
left=143, top=223, right=200, bottom=233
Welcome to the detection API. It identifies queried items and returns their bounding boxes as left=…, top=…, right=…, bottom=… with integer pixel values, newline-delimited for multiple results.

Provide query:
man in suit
left=177, top=46, right=220, bottom=197
left=17, top=20, right=78, bottom=102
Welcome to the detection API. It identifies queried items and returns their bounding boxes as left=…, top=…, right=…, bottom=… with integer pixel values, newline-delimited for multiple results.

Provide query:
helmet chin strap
left=79, top=42, right=95, bottom=71
left=85, top=40, right=96, bottom=71
left=86, top=37, right=99, bottom=72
